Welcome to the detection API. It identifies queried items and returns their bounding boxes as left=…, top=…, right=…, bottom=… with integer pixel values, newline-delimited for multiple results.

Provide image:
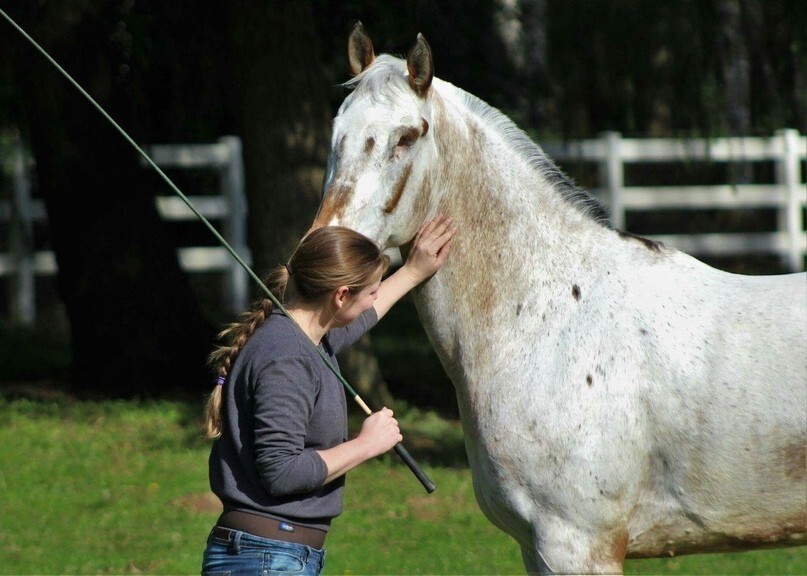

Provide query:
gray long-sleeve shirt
left=208, top=307, right=378, bottom=531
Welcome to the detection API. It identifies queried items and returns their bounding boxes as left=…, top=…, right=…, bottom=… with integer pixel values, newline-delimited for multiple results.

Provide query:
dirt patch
left=0, top=379, right=75, bottom=401
left=173, top=492, right=222, bottom=514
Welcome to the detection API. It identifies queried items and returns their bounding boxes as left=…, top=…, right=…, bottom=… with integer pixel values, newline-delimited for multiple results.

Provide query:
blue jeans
left=201, top=527, right=326, bottom=576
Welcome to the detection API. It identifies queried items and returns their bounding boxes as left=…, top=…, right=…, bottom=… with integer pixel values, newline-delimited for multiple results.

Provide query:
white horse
left=311, top=23, right=807, bottom=575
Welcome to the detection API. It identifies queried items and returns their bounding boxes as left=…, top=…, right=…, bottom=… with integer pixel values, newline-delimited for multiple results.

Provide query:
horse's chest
left=462, top=425, right=538, bottom=544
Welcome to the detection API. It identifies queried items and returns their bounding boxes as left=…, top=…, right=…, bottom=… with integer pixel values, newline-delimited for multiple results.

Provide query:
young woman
left=201, top=215, right=455, bottom=576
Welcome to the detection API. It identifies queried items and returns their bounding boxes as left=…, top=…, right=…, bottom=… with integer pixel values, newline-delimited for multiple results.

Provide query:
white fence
left=1, top=130, right=805, bottom=326
left=543, top=129, right=806, bottom=271
left=0, top=134, right=249, bottom=326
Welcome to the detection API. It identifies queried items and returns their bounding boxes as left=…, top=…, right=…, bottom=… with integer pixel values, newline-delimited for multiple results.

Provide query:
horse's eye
left=396, top=128, right=420, bottom=148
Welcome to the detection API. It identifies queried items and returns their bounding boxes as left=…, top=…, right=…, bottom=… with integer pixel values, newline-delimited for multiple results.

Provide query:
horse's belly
left=626, top=438, right=807, bottom=557
left=626, top=511, right=807, bottom=557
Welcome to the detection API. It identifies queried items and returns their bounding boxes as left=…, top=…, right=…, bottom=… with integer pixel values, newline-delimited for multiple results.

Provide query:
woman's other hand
left=356, top=407, right=402, bottom=458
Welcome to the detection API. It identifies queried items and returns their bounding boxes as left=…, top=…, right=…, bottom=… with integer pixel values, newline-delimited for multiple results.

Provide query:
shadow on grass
left=0, top=379, right=472, bottom=470
left=1, top=292, right=470, bottom=466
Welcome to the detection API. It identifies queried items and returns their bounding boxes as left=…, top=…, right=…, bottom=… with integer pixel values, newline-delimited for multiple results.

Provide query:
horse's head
left=311, top=22, right=437, bottom=249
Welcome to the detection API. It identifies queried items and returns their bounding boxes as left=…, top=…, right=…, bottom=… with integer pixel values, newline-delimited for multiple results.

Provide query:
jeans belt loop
left=231, top=529, right=242, bottom=554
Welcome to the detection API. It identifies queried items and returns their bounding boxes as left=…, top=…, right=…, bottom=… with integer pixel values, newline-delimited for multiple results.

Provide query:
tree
left=494, top=0, right=549, bottom=130
left=227, top=2, right=393, bottom=408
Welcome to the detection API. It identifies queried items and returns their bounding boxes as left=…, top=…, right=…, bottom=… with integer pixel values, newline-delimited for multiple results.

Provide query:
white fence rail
left=543, top=129, right=806, bottom=271
left=0, top=134, right=249, bottom=326
left=2, top=130, right=805, bottom=326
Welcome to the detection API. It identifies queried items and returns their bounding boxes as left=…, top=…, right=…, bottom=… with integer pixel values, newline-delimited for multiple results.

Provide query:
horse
left=310, top=23, right=807, bottom=574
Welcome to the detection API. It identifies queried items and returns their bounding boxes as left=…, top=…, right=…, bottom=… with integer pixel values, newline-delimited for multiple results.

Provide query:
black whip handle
left=394, top=442, right=436, bottom=493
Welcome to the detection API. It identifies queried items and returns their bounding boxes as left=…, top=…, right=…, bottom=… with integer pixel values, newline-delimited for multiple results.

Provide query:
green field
left=0, top=396, right=804, bottom=575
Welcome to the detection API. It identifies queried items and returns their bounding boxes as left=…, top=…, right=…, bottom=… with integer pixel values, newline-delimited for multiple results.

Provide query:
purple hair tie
left=216, top=376, right=225, bottom=387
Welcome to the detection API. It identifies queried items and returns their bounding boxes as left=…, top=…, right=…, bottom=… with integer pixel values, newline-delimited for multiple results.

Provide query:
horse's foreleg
left=525, top=522, right=627, bottom=575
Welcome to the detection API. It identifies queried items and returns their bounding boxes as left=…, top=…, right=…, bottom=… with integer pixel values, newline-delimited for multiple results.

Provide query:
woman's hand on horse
left=405, top=213, right=456, bottom=282
left=372, top=214, right=456, bottom=320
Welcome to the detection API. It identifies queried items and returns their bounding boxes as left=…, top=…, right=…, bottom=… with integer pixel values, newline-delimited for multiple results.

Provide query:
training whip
left=1, top=7, right=436, bottom=493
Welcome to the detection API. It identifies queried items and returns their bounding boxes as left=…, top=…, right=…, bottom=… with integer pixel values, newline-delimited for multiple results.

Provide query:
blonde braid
left=203, top=270, right=285, bottom=440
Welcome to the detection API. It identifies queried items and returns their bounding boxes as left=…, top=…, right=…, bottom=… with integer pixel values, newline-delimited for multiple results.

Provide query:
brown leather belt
left=215, top=510, right=327, bottom=549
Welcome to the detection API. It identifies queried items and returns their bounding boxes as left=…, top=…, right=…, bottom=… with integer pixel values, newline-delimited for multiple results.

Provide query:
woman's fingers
left=420, top=214, right=453, bottom=255
left=414, top=213, right=444, bottom=247
left=362, top=407, right=402, bottom=453
left=403, top=213, right=456, bottom=281
left=430, top=220, right=456, bottom=258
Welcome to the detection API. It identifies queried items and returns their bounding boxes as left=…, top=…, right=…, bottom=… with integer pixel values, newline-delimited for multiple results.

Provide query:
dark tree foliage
left=310, top=0, right=804, bottom=138
left=543, top=0, right=805, bottom=137
left=0, top=0, right=803, bottom=405
left=2, top=2, right=222, bottom=397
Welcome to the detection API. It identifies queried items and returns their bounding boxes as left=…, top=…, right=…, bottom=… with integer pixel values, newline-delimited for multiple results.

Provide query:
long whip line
left=0, top=7, right=436, bottom=492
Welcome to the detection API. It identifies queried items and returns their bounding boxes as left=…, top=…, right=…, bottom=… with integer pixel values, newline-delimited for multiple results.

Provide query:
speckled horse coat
left=311, top=24, right=807, bottom=575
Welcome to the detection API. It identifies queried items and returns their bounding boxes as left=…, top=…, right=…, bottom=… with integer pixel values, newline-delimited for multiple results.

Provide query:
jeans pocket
left=266, top=549, right=306, bottom=573
left=201, top=545, right=229, bottom=576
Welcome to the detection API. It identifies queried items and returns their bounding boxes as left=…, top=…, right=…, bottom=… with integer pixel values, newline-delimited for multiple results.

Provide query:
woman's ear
left=332, top=286, right=351, bottom=309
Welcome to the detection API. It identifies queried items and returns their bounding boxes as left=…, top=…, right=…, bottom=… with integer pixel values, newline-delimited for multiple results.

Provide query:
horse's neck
left=415, top=88, right=612, bottom=376
left=429, top=86, right=608, bottom=277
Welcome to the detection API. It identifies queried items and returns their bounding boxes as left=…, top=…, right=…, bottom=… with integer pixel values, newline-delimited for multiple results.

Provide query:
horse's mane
left=460, top=90, right=612, bottom=227
left=343, top=55, right=612, bottom=227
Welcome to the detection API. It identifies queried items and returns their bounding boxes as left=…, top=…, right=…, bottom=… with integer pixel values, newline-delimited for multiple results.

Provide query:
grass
left=0, top=396, right=804, bottom=575
left=0, top=397, right=212, bottom=573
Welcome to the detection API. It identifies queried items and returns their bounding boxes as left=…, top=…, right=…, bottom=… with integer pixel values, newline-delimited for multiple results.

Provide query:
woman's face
left=335, top=267, right=383, bottom=325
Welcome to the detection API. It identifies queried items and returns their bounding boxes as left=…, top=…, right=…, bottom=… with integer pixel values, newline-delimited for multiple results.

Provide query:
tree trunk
left=716, top=0, right=752, bottom=135
left=230, top=1, right=330, bottom=274
left=715, top=0, right=752, bottom=183
left=494, top=0, right=548, bottom=130
left=229, top=1, right=392, bottom=408
left=9, top=2, right=215, bottom=397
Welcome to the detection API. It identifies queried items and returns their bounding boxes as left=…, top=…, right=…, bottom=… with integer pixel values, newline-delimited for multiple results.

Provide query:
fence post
left=219, top=136, right=249, bottom=314
left=599, top=131, right=625, bottom=229
left=8, top=131, right=36, bottom=326
left=775, top=128, right=805, bottom=272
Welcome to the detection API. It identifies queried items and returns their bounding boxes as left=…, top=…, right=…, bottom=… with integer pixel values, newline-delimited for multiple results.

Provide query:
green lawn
left=0, top=396, right=804, bottom=575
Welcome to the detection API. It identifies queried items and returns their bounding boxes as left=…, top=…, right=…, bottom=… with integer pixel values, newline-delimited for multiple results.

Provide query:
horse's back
left=704, top=265, right=806, bottom=388
left=625, top=249, right=805, bottom=378
left=628, top=251, right=806, bottom=436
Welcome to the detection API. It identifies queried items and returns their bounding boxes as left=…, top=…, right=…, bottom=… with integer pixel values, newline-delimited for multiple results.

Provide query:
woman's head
left=284, top=226, right=391, bottom=304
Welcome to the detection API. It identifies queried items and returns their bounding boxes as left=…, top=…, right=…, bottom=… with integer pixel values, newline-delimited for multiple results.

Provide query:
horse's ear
left=348, top=21, right=375, bottom=76
left=407, top=33, right=434, bottom=97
